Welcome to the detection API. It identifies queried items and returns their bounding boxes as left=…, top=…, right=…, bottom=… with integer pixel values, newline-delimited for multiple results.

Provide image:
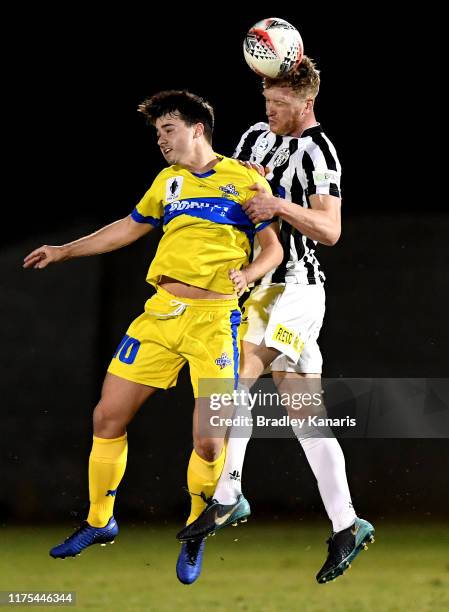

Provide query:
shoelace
left=64, top=522, right=90, bottom=542
left=147, top=299, right=187, bottom=319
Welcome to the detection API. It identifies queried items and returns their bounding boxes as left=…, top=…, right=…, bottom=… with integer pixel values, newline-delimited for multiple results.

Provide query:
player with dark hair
left=24, top=90, right=283, bottom=585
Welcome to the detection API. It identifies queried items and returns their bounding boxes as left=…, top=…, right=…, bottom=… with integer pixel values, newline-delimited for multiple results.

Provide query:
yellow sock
left=87, top=434, right=128, bottom=527
left=186, top=448, right=225, bottom=525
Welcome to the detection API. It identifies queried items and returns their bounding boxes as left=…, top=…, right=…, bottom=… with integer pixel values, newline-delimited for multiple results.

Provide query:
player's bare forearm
left=278, top=195, right=341, bottom=246
left=244, top=222, right=283, bottom=284
left=62, top=216, right=152, bottom=257
left=23, top=215, right=152, bottom=269
left=243, top=187, right=341, bottom=246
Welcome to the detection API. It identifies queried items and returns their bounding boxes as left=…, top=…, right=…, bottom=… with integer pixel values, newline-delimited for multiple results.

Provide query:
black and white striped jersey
left=233, top=122, right=341, bottom=285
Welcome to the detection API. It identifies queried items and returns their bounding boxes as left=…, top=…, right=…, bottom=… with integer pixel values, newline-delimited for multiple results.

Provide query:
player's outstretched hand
left=23, top=245, right=68, bottom=269
left=238, top=160, right=271, bottom=177
left=229, top=268, right=248, bottom=298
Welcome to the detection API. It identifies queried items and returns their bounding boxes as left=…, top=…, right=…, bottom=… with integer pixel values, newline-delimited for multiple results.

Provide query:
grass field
left=1, top=522, right=448, bottom=611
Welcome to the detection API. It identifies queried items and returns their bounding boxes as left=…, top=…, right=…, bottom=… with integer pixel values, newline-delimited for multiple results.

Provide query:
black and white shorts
left=241, top=282, right=326, bottom=374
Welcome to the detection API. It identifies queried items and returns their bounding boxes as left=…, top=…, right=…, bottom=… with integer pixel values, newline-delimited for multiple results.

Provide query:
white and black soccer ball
left=243, top=17, right=303, bottom=78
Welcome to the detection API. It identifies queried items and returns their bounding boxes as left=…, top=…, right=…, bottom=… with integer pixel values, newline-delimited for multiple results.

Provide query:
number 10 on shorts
left=113, top=334, right=141, bottom=364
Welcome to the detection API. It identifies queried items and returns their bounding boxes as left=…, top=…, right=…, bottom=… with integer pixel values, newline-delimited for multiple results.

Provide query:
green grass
left=1, top=522, right=448, bottom=611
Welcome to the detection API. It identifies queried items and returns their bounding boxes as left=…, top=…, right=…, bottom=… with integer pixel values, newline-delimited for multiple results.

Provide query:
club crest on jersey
left=166, top=176, right=184, bottom=202
left=219, top=183, right=239, bottom=196
left=215, top=352, right=232, bottom=369
left=272, top=148, right=290, bottom=167
left=256, top=138, right=269, bottom=156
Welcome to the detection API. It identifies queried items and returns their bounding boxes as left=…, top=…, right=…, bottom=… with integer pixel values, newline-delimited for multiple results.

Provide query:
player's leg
left=49, top=374, right=157, bottom=559
left=212, top=285, right=282, bottom=506
left=186, top=398, right=227, bottom=526
left=175, top=298, right=242, bottom=529
left=271, top=282, right=358, bottom=530
left=90, top=292, right=184, bottom=532
left=273, top=364, right=374, bottom=583
left=211, top=340, right=279, bottom=505
left=175, top=299, right=243, bottom=576
left=176, top=399, right=226, bottom=585
left=271, top=282, right=374, bottom=581
left=177, top=287, right=281, bottom=542
left=177, top=340, right=279, bottom=542
left=50, top=293, right=185, bottom=559
left=182, top=339, right=273, bottom=523
left=172, top=297, right=240, bottom=583
left=87, top=373, right=157, bottom=528
left=273, top=370, right=357, bottom=532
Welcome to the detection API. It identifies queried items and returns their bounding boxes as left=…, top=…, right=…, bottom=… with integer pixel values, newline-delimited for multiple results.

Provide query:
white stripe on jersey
left=233, top=122, right=341, bottom=286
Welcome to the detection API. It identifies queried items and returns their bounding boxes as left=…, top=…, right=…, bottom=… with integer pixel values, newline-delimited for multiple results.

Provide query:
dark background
left=2, top=10, right=447, bottom=524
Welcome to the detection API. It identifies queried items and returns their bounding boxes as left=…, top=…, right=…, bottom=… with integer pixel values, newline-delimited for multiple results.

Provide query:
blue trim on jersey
left=230, top=309, right=241, bottom=390
left=277, top=186, right=286, bottom=198
left=162, top=197, right=274, bottom=250
left=163, top=197, right=267, bottom=229
left=191, top=169, right=216, bottom=178
left=131, top=208, right=161, bottom=227
left=255, top=220, right=273, bottom=232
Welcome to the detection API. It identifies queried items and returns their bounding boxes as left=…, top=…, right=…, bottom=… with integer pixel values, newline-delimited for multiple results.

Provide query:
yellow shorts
left=107, top=286, right=241, bottom=397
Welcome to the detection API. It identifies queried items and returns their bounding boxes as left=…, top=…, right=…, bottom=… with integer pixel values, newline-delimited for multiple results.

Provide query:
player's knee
left=92, top=401, right=126, bottom=436
left=194, top=438, right=224, bottom=462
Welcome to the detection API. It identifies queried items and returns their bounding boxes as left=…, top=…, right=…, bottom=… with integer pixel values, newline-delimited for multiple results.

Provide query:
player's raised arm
left=23, top=214, right=154, bottom=270
left=242, top=186, right=341, bottom=247
left=278, top=193, right=341, bottom=246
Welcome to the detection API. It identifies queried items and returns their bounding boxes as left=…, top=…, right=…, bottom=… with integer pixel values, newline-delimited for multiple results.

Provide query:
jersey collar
left=299, top=123, right=323, bottom=138
left=190, top=154, right=224, bottom=178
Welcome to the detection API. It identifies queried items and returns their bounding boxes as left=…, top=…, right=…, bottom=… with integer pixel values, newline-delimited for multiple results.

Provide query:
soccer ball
left=243, top=17, right=303, bottom=78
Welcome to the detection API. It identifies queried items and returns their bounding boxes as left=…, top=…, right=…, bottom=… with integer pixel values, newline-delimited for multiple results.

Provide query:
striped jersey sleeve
left=301, top=133, right=342, bottom=198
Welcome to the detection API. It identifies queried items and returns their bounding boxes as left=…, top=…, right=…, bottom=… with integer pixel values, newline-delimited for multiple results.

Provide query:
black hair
left=138, top=90, right=214, bottom=143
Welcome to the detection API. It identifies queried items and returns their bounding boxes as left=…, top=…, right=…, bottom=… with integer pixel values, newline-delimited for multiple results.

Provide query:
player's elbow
left=324, top=229, right=341, bottom=246
left=266, top=242, right=283, bottom=267
left=274, top=243, right=284, bottom=265
left=321, top=221, right=341, bottom=246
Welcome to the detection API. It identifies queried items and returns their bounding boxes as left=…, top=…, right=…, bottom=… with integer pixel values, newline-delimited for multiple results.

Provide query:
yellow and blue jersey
left=131, top=155, right=272, bottom=294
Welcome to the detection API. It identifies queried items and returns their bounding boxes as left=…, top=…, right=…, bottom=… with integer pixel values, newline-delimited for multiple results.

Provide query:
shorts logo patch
left=272, top=324, right=304, bottom=353
left=166, top=176, right=184, bottom=202
left=215, top=352, right=232, bottom=369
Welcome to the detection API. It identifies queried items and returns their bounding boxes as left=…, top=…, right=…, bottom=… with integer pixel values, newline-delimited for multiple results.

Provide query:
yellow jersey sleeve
left=131, top=173, right=164, bottom=227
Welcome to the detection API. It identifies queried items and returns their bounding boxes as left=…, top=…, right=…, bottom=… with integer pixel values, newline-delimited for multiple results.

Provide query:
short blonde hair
left=264, top=56, right=320, bottom=99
